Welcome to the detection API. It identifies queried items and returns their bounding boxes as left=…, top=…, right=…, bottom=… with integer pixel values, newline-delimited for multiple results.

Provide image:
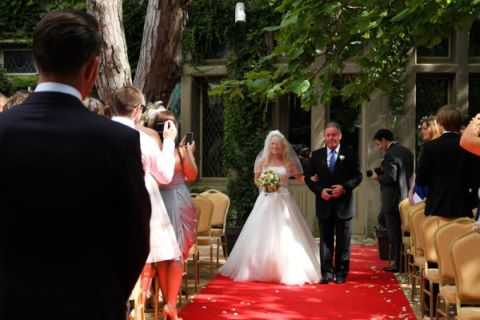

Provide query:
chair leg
left=419, top=270, right=426, bottom=317
left=216, top=238, right=220, bottom=268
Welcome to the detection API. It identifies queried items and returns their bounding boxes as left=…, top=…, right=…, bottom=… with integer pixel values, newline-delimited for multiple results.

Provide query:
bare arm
left=460, top=115, right=480, bottom=156
left=178, top=141, right=198, bottom=182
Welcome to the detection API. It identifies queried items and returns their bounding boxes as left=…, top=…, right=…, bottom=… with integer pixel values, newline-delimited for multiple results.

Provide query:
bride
left=219, top=130, right=321, bottom=285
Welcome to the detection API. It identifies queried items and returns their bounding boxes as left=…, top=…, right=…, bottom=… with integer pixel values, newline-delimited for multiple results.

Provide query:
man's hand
left=321, top=188, right=333, bottom=201
left=163, top=120, right=177, bottom=141
left=331, top=184, right=345, bottom=198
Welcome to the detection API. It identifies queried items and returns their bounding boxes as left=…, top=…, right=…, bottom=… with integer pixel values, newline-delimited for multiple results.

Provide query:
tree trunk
left=87, top=0, right=132, bottom=106
left=134, top=0, right=188, bottom=103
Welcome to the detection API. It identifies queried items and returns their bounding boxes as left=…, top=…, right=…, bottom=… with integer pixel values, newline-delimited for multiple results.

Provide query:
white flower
left=339, top=155, right=346, bottom=161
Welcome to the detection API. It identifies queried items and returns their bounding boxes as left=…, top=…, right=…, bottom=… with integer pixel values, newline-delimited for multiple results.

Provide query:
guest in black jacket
left=372, top=129, right=414, bottom=272
left=416, top=105, right=478, bottom=218
left=0, top=11, right=150, bottom=320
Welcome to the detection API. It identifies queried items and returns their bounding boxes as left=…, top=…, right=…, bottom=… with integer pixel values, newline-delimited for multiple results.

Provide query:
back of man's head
left=373, top=129, right=394, bottom=142
left=33, top=11, right=102, bottom=76
left=113, top=86, right=144, bottom=116
left=436, top=105, right=463, bottom=132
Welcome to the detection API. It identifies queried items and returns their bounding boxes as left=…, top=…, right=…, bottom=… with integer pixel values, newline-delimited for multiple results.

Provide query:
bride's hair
left=265, top=133, right=290, bottom=166
left=255, top=130, right=303, bottom=175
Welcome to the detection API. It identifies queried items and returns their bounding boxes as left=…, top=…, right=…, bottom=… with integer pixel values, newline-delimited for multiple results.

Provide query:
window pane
left=329, top=78, right=361, bottom=156
left=201, top=79, right=225, bottom=177
left=417, top=38, right=450, bottom=58
left=469, top=75, right=480, bottom=118
left=469, top=20, right=480, bottom=57
left=4, top=50, right=36, bottom=73
left=287, top=95, right=310, bottom=154
left=415, top=74, right=451, bottom=151
left=416, top=74, right=450, bottom=123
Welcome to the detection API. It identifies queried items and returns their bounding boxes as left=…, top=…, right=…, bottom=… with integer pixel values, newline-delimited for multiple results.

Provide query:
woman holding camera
left=148, top=110, right=198, bottom=320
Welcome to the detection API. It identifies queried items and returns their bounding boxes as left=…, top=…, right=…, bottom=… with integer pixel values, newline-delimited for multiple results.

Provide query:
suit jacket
left=378, top=142, right=414, bottom=214
left=0, top=92, right=151, bottom=320
left=305, top=145, right=362, bottom=220
left=416, top=132, right=478, bottom=218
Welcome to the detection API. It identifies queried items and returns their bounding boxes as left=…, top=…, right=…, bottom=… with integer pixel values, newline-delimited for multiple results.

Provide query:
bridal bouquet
left=256, top=170, right=280, bottom=193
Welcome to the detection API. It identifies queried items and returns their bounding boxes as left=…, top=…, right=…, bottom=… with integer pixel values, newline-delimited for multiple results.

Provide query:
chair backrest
left=400, top=200, right=425, bottom=234
left=422, top=216, right=452, bottom=263
left=435, top=218, right=475, bottom=284
left=201, top=189, right=230, bottom=229
left=191, top=194, right=214, bottom=235
left=410, top=207, right=426, bottom=256
left=451, top=231, right=480, bottom=305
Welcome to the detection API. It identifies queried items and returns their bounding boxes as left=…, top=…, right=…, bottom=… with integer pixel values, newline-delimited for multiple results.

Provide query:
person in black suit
left=305, top=122, right=362, bottom=284
left=372, top=129, right=414, bottom=272
left=416, top=105, right=478, bottom=219
left=0, top=11, right=151, bottom=320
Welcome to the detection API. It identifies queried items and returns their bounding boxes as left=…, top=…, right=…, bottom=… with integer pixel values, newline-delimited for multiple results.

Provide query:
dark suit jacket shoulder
left=416, top=132, right=477, bottom=218
left=0, top=92, right=150, bottom=320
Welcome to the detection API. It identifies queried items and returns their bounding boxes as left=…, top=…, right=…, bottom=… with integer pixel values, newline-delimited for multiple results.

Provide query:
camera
left=154, top=121, right=165, bottom=134
left=366, top=167, right=383, bottom=177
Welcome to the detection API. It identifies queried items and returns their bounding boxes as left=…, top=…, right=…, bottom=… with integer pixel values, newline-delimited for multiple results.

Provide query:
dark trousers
left=383, top=208, right=402, bottom=268
left=318, top=215, right=352, bottom=276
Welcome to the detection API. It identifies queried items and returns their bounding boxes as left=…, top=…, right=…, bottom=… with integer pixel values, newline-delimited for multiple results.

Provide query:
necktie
left=328, top=149, right=336, bottom=172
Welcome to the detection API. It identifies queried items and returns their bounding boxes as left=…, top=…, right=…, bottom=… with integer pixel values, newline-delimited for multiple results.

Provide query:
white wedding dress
left=219, top=165, right=321, bottom=285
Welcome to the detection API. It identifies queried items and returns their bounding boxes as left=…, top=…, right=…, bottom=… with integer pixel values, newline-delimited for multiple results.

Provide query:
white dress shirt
left=112, top=116, right=176, bottom=184
left=35, top=82, right=82, bottom=101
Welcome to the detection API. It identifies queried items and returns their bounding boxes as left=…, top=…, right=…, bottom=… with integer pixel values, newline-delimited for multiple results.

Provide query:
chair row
left=399, top=199, right=480, bottom=320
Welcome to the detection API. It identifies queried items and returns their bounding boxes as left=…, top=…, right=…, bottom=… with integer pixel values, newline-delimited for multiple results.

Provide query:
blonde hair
left=4, top=90, right=30, bottom=110
left=265, top=133, right=290, bottom=166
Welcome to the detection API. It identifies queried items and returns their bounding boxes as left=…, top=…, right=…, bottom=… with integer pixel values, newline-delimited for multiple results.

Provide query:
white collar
left=35, top=82, right=82, bottom=101
left=328, top=144, right=341, bottom=154
left=112, top=116, right=135, bottom=129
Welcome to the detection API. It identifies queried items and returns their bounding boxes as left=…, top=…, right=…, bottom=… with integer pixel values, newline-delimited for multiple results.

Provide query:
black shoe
left=320, top=272, right=334, bottom=284
left=383, top=266, right=399, bottom=273
left=334, top=273, right=347, bottom=284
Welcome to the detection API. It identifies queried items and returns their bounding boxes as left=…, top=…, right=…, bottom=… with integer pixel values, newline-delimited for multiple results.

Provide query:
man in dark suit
left=372, top=129, right=414, bottom=272
left=0, top=11, right=151, bottom=320
left=416, top=105, right=478, bottom=218
left=305, top=122, right=362, bottom=284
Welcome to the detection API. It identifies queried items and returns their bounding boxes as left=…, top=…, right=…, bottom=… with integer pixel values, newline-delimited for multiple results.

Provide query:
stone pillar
left=454, top=30, right=469, bottom=114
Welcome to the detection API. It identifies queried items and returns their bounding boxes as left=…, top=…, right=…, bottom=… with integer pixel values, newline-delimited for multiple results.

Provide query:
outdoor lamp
left=235, top=2, right=246, bottom=23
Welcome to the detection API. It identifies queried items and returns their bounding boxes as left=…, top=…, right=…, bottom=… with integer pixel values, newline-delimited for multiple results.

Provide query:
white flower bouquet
left=256, top=169, right=280, bottom=193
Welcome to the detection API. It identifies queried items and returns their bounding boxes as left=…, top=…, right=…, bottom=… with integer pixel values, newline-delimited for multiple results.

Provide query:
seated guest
left=416, top=105, right=479, bottom=218
left=460, top=113, right=480, bottom=156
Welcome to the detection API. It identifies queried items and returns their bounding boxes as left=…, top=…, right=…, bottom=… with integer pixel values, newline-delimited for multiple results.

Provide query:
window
left=416, top=38, right=451, bottom=63
left=469, top=74, right=480, bottom=118
left=415, top=73, right=452, bottom=151
left=469, top=20, right=480, bottom=58
left=329, top=77, right=361, bottom=156
left=199, top=78, right=225, bottom=177
left=416, top=74, right=451, bottom=123
left=286, top=95, right=310, bottom=154
left=3, top=50, right=36, bottom=74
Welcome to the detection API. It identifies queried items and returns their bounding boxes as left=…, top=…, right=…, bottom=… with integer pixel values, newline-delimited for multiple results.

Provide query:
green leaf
left=290, top=79, right=310, bottom=95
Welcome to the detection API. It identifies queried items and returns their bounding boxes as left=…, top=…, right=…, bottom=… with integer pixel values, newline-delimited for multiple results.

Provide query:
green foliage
left=0, top=69, right=13, bottom=95
left=0, top=70, right=38, bottom=96
left=185, top=0, right=282, bottom=226
left=8, top=75, right=38, bottom=93
left=123, top=0, right=147, bottom=73
left=0, top=0, right=85, bottom=39
left=212, top=0, right=480, bottom=112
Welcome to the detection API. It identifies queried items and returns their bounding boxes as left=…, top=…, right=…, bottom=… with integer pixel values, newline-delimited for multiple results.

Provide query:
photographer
left=372, top=129, right=414, bottom=272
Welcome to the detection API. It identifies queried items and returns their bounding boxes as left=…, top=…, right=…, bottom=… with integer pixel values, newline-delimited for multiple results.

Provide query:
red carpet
left=180, top=244, right=416, bottom=319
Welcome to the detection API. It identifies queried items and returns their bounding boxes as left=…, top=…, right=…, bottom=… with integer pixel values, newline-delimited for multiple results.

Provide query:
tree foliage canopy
left=215, top=0, right=480, bottom=109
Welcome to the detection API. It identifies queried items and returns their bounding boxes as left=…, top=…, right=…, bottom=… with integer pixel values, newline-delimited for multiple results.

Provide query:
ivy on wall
left=184, top=0, right=281, bottom=226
